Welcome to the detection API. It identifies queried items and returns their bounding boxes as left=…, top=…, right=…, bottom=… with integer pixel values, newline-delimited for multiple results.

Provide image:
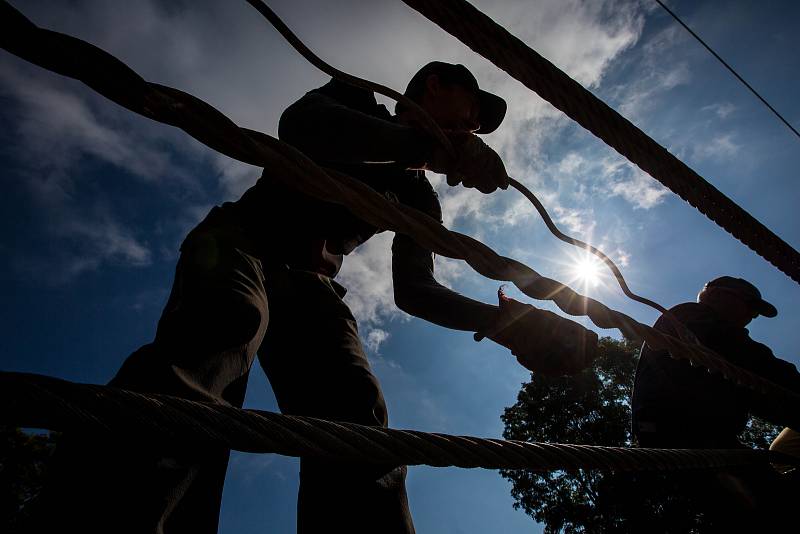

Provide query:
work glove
left=428, top=132, right=510, bottom=194
left=476, top=288, right=598, bottom=376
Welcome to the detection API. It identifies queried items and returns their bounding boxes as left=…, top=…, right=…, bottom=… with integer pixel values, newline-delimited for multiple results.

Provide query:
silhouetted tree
left=500, top=337, right=782, bottom=533
left=1, top=427, right=59, bottom=533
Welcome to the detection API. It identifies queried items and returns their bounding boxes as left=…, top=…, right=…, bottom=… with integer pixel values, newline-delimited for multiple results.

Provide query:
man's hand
left=477, top=289, right=598, bottom=376
left=427, top=132, right=509, bottom=194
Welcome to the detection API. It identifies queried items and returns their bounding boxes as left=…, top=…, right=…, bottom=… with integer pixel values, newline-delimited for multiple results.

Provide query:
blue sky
left=2, top=0, right=799, bottom=532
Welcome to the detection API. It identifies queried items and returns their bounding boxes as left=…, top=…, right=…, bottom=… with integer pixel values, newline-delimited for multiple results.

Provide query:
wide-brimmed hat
left=403, top=61, right=507, bottom=134
left=704, top=276, right=777, bottom=318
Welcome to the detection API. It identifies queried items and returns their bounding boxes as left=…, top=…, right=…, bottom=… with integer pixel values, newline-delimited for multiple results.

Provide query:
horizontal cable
left=4, top=372, right=793, bottom=472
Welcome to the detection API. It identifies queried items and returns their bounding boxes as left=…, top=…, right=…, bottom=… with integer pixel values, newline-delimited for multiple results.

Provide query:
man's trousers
left=27, top=208, right=414, bottom=534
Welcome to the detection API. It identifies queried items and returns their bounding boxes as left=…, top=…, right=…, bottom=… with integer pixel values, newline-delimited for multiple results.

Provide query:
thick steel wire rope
left=4, top=371, right=795, bottom=472
left=400, top=0, right=800, bottom=286
left=241, top=0, right=685, bottom=337
left=2, top=2, right=799, bottom=425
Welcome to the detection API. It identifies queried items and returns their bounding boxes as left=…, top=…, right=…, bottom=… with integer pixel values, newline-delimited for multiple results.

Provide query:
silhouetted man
left=632, top=276, right=800, bottom=528
left=29, top=62, right=598, bottom=534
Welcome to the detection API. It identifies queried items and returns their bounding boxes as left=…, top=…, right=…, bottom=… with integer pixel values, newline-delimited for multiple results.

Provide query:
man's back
left=226, top=78, right=441, bottom=277
left=632, top=302, right=791, bottom=447
left=630, top=280, right=800, bottom=528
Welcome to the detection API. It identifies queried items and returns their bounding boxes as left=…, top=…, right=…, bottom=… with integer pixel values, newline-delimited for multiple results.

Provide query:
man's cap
left=704, top=276, right=777, bottom=318
left=403, top=61, right=507, bottom=134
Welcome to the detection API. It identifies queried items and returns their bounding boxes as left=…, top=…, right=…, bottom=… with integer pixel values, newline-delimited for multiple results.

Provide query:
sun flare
left=572, top=257, right=603, bottom=287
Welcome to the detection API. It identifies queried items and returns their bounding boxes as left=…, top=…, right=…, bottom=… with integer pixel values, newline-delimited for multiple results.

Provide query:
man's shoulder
left=667, top=302, right=707, bottom=320
left=652, top=302, right=703, bottom=330
left=310, top=79, right=391, bottom=119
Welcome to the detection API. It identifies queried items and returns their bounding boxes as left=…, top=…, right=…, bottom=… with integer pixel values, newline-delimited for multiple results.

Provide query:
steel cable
left=4, top=371, right=795, bottom=472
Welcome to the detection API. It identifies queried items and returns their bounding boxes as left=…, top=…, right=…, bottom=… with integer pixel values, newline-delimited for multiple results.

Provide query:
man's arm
left=392, top=233, right=598, bottom=375
left=278, top=80, right=509, bottom=194
left=392, top=233, right=499, bottom=332
left=736, top=337, right=800, bottom=429
left=278, top=87, right=431, bottom=166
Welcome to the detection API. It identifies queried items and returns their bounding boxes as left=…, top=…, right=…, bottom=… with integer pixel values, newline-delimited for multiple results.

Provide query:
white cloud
left=364, top=328, right=390, bottom=354
left=702, top=102, right=736, bottom=119
left=337, top=231, right=403, bottom=326
left=558, top=152, right=586, bottom=175
left=549, top=153, right=670, bottom=211
left=480, top=0, right=644, bottom=89
left=616, top=60, right=691, bottom=121
left=605, top=24, right=692, bottom=123
left=10, top=202, right=154, bottom=283
left=553, top=204, right=597, bottom=235
left=0, top=75, right=156, bottom=277
left=61, top=216, right=151, bottom=267
left=212, top=155, right=261, bottom=199
left=614, top=247, right=632, bottom=268
left=433, top=255, right=466, bottom=289
left=433, top=177, right=488, bottom=229
left=607, top=166, right=670, bottom=209
left=0, top=58, right=195, bottom=186
left=693, top=133, right=740, bottom=161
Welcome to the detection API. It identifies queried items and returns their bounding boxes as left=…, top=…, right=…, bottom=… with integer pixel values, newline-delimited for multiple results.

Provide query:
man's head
left=697, top=276, right=777, bottom=327
left=397, top=61, right=506, bottom=134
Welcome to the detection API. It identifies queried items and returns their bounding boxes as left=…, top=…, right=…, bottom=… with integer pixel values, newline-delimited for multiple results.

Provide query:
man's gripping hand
left=477, top=289, right=598, bottom=376
left=427, top=132, right=509, bottom=194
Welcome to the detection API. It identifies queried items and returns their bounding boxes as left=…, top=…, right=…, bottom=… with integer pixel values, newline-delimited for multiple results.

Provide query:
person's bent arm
left=392, top=233, right=599, bottom=375
left=739, top=338, right=800, bottom=430
left=279, top=81, right=510, bottom=194
left=392, top=232, right=498, bottom=332
left=279, top=90, right=431, bottom=166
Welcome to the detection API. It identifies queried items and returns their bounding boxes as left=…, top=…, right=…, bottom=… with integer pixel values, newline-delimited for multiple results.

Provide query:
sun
left=572, top=256, right=603, bottom=288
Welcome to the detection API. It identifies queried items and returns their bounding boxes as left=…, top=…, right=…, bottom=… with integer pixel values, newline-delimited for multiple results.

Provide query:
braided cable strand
left=3, top=372, right=790, bottom=471
left=400, top=0, right=800, bottom=285
left=2, top=3, right=800, bottom=423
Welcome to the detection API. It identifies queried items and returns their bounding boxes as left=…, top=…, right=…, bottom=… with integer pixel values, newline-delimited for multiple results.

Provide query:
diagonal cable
left=400, top=0, right=800, bottom=286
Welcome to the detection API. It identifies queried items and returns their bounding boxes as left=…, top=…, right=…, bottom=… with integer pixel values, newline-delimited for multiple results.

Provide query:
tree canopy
left=1, top=427, right=59, bottom=533
left=500, top=337, right=783, bottom=533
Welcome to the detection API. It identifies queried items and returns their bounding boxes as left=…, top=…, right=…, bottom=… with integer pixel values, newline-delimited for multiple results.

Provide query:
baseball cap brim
left=403, top=62, right=507, bottom=135
left=755, top=299, right=778, bottom=318
left=476, top=89, right=507, bottom=134
left=705, top=276, right=778, bottom=318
